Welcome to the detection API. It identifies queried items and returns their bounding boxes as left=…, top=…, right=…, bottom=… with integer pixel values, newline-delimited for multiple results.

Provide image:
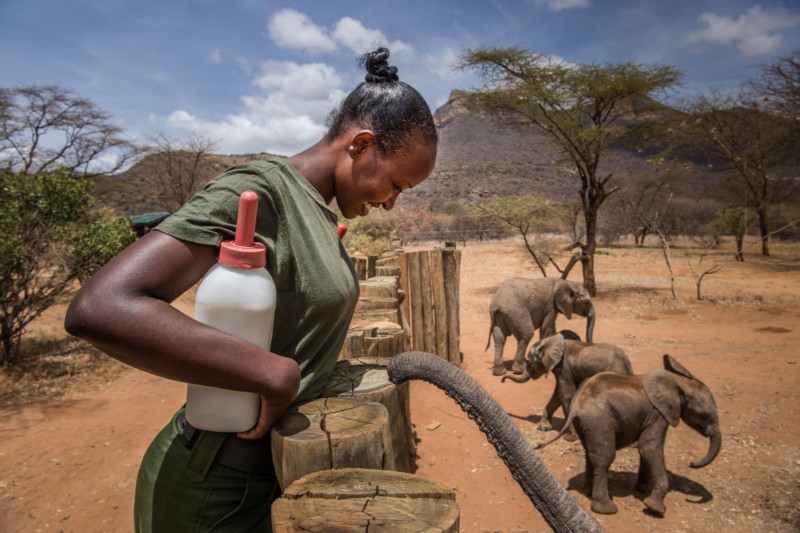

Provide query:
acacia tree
left=139, top=132, right=220, bottom=212
left=606, top=159, right=684, bottom=246
left=749, top=49, right=800, bottom=120
left=714, top=206, right=755, bottom=262
left=675, top=90, right=797, bottom=256
left=478, top=195, right=572, bottom=277
left=0, top=85, right=138, bottom=179
left=458, top=47, right=682, bottom=295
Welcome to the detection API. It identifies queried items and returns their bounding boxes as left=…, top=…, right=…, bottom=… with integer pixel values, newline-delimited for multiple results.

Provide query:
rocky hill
left=403, top=90, right=654, bottom=207
left=101, top=91, right=715, bottom=216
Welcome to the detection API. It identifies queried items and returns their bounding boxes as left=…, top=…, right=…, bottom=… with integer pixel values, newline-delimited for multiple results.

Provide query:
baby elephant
left=537, top=355, right=722, bottom=516
left=502, top=331, right=633, bottom=440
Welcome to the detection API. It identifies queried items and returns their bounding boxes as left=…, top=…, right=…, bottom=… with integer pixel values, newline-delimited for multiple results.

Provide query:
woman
left=65, top=47, right=437, bottom=531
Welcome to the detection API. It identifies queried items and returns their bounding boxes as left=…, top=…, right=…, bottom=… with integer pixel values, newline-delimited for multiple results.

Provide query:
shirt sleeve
left=155, top=163, right=279, bottom=249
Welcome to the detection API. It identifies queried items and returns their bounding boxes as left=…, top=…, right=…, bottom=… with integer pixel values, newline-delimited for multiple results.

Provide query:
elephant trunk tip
left=690, top=430, right=721, bottom=469
left=501, top=372, right=530, bottom=384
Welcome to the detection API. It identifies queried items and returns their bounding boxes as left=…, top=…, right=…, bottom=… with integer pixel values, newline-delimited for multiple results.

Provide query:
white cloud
left=253, top=60, right=345, bottom=100
left=265, top=10, right=414, bottom=62
left=422, top=47, right=458, bottom=78
left=332, top=17, right=414, bottom=61
left=530, top=0, right=591, bottom=12
left=684, top=5, right=800, bottom=57
left=208, top=48, right=222, bottom=64
left=152, top=60, right=348, bottom=155
left=267, top=8, right=338, bottom=53
left=154, top=11, right=417, bottom=154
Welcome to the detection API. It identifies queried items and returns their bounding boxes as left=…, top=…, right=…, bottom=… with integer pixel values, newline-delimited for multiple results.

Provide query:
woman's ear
left=348, top=130, right=375, bottom=159
left=554, top=281, right=574, bottom=319
left=643, top=368, right=682, bottom=427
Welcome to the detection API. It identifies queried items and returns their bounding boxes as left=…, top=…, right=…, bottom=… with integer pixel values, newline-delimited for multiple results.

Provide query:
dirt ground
left=1, top=239, right=799, bottom=532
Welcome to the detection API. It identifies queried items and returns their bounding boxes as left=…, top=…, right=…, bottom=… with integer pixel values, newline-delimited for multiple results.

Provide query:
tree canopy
left=0, top=85, right=139, bottom=179
left=458, top=47, right=683, bottom=294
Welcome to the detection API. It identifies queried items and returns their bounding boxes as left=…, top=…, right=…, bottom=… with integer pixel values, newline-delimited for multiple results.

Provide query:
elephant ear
left=663, top=354, right=694, bottom=380
left=643, top=368, right=682, bottom=427
left=541, top=333, right=565, bottom=375
left=554, top=281, right=574, bottom=319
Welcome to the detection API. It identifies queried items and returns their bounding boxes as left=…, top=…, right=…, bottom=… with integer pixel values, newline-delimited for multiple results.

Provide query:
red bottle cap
left=218, top=191, right=267, bottom=269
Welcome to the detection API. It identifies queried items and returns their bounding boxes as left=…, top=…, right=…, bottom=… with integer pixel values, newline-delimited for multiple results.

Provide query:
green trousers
left=134, top=409, right=279, bottom=532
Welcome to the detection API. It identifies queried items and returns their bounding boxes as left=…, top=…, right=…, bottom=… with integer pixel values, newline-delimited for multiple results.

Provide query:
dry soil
left=1, top=239, right=799, bottom=532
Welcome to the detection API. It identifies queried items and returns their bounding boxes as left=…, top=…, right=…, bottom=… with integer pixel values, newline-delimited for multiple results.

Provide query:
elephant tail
left=485, top=308, right=497, bottom=351
left=535, top=406, right=579, bottom=451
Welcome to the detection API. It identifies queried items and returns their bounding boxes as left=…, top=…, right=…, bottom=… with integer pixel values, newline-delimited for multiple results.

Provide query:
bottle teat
left=218, top=191, right=267, bottom=269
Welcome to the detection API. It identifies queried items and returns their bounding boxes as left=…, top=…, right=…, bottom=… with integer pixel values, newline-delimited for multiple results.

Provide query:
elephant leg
left=587, top=439, right=618, bottom=514
left=557, top=381, right=579, bottom=442
left=538, top=386, right=560, bottom=431
left=639, top=427, right=669, bottom=515
left=635, top=454, right=651, bottom=494
left=491, top=325, right=508, bottom=376
left=511, top=334, right=531, bottom=374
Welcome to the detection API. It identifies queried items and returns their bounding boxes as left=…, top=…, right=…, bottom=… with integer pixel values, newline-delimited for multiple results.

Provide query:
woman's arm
left=65, top=230, right=300, bottom=438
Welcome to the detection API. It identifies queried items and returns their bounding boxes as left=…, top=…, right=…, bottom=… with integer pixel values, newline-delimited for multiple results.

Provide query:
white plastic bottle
left=185, top=190, right=276, bottom=432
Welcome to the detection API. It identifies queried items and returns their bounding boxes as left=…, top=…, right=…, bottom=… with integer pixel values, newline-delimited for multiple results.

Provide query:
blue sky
left=2, top=0, right=799, bottom=157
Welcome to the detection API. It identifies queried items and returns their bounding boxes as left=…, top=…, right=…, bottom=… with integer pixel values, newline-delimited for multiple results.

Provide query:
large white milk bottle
left=185, top=190, right=276, bottom=432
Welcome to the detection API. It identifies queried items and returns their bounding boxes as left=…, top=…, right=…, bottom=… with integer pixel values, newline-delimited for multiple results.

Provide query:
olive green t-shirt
left=156, top=157, right=359, bottom=403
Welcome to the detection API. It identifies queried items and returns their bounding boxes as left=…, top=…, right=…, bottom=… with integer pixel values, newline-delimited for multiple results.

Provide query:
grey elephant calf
left=487, top=277, right=596, bottom=376
left=537, top=355, right=721, bottom=516
left=503, top=332, right=633, bottom=440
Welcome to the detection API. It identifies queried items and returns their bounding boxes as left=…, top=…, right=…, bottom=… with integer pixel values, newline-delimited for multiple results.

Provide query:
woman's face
left=337, top=132, right=437, bottom=219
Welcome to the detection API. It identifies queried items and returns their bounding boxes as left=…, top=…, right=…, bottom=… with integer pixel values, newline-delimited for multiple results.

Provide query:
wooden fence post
left=443, top=248, right=462, bottom=364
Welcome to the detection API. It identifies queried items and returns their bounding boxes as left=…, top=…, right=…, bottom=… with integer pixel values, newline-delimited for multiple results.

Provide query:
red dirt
left=1, top=240, right=799, bottom=532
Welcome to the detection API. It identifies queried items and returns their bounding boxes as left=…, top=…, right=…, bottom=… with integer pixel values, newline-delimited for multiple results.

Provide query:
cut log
left=271, top=397, right=394, bottom=490
left=338, top=329, right=366, bottom=360
left=271, top=468, right=459, bottom=533
left=352, top=308, right=399, bottom=324
left=358, top=277, right=400, bottom=299
left=354, top=297, right=399, bottom=312
left=320, top=358, right=415, bottom=473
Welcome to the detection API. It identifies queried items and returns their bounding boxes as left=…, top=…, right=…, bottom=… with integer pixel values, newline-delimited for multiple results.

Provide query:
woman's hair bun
left=361, top=47, right=399, bottom=83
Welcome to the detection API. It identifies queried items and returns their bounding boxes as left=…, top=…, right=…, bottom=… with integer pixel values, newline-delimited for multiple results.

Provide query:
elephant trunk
left=501, top=370, right=531, bottom=384
left=388, top=352, right=604, bottom=533
left=690, top=424, right=721, bottom=468
left=585, top=304, right=595, bottom=344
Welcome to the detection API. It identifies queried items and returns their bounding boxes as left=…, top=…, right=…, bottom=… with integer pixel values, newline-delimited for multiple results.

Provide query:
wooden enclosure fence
left=346, top=246, right=461, bottom=365
left=267, top=246, right=464, bottom=530
left=398, top=247, right=462, bottom=365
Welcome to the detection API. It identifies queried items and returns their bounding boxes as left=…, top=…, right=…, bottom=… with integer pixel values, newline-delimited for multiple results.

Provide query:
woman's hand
left=236, top=396, right=289, bottom=439
left=237, top=356, right=301, bottom=440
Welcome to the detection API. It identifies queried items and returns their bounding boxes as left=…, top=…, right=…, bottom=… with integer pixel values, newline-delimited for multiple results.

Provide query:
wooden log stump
left=354, top=296, right=399, bottom=312
left=359, top=276, right=400, bottom=299
left=271, top=468, right=460, bottom=533
left=320, top=358, right=415, bottom=473
left=363, top=328, right=406, bottom=358
left=375, top=265, right=401, bottom=277
left=352, top=308, right=400, bottom=324
left=271, top=398, right=395, bottom=490
left=339, top=323, right=408, bottom=361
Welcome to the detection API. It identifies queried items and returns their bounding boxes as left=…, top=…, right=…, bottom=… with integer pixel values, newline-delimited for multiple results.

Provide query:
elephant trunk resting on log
left=387, top=351, right=604, bottom=533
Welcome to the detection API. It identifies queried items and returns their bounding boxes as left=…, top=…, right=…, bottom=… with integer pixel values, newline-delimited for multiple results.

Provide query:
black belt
left=179, top=411, right=275, bottom=475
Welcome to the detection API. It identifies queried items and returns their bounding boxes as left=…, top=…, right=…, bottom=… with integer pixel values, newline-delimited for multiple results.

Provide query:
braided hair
left=325, top=47, right=437, bottom=154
